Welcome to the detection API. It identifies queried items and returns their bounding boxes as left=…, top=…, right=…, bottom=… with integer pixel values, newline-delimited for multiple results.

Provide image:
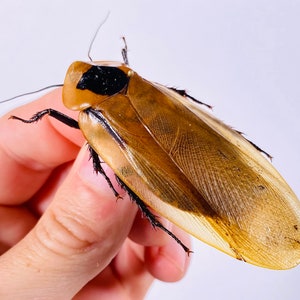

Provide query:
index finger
left=0, top=89, right=84, bottom=204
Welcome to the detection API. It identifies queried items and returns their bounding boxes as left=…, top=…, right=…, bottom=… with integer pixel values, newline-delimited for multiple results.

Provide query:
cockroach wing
left=78, top=71, right=300, bottom=270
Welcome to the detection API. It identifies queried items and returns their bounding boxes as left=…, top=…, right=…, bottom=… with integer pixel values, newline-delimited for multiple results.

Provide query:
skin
left=0, top=89, right=191, bottom=299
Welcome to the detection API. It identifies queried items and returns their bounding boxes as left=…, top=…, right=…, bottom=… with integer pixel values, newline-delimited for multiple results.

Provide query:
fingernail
left=75, top=147, right=119, bottom=196
left=76, top=147, right=99, bottom=185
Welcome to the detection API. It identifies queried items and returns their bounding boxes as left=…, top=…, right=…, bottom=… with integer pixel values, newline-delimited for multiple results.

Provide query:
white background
left=1, top=1, right=299, bottom=299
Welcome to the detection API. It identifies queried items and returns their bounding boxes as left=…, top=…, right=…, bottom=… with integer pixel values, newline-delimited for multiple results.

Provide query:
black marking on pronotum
left=77, top=66, right=129, bottom=95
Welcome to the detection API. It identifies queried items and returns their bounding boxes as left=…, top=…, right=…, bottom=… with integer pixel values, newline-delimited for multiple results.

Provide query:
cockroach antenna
left=87, top=12, right=111, bottom=62
left=0, top=84, right=63, bottom=104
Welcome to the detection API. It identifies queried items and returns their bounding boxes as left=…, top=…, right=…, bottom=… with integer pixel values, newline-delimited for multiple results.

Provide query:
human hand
left=0, top=89, right=191, bottom=299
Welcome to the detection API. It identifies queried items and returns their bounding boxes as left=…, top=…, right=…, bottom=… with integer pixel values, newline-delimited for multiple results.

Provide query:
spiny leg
left=87, top=145, right=191, bottom=253
left=234, top=129, right=272, bottom=160
left=169, top=87, right=213, bottom=109
left=89, top=147, right=190, bottom=253
left=245, top=137, right=272, bottom=160
left=115, top=176, right=192, bottom=254
left=121, top=36, right=129, bottom=66
left=88, top=145, right=120, bottom=198
left=10, top=108, right=80, bottom=129
left=10, top=108, right=122, bottom=194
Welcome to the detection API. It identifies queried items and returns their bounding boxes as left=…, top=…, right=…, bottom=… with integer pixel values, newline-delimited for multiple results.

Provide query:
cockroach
left=5, top=35, right=300, bottom=270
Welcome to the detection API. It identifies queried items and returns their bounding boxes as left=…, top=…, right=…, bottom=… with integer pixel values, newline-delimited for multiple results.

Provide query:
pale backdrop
left=0, top=1, right=299, bottom=299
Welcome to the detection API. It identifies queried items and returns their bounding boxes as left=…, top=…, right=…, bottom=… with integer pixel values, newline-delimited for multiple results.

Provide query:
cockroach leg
left=10, top=108, right=80, bottom=129
left=169, top=87, right=213, bottom=109
left=88, top=145, right=120, bottom=198
left=115, top=176, right=192, bottom=254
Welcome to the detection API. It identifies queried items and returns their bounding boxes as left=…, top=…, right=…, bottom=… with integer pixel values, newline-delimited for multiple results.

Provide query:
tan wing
left=79, top=71, right=300, bottom=269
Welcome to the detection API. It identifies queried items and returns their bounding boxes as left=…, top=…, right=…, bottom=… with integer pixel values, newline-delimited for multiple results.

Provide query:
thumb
left=0, top=147, right=137, bottom=299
